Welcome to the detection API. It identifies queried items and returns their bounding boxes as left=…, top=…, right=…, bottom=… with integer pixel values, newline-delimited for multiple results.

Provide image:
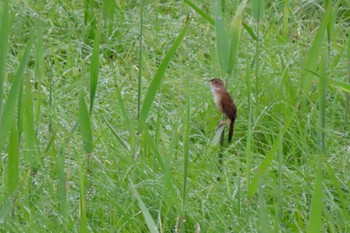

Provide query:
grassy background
left=1, top=0, right=350, bottom=232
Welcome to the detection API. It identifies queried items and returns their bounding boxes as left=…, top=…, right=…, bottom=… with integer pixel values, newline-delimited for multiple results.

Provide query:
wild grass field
left=0, top=0, right=350, bottom=232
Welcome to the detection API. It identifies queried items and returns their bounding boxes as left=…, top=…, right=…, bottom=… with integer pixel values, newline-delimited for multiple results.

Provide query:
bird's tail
left=228, top=120, right=235, bottom=143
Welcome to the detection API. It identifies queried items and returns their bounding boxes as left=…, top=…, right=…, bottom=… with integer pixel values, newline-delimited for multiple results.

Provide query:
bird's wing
left=221, top=92, right=237, bottom=121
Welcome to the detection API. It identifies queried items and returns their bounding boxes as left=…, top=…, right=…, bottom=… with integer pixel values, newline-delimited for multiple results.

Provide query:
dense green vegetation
left=1, top=0, right=349, bottom=232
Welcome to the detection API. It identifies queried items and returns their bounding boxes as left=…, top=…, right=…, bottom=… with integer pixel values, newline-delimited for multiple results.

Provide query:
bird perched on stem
left=209, top=78, right=237, bottom=143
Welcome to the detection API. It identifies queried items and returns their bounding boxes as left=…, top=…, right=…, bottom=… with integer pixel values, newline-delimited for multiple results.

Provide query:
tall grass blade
left=301, top=1, right=332, bottom=96
left=318, top=48, right=327, bottom=152
left=212, top=0, right=228, bottom=75
left=0, top=0, right=10, bottom=115
left=0, top=33, right=34, bottom=150
left=24, top=75, right=37, bottom=164
left=57, top=148, right=68, bottom=218
left=90, top=30, right=100, bottom=114
left=115, top=81, right=133, bottom=135
left=282, top=0, right=289, bottom=39
left=345, top=35, right=350, bottom=125
left=131, top=181, right=159, bottom=233
left=144, top=128, right=165, bottom=171
left=7, top=125, right=19, bottom=196
left=102, top=0, right=115, bottom=34
left=324, top=160, right=349, bottom=220
left=0, top=196, right=13, bottom=221
left=252, top=0, right=265, bottom=21
left=100, top=112, right=131, bottom=152
left=306, top=45, right=327, bottom=233
left=252, top=0, right=264, bottom=97
left=307, top=162, right=323, bottom=233
left=79, top=93, right=93, bottom=153
left=79, top=159, right=88, bottom=233
left=137, top=0, right=143, bottom=119
left=182, top=75, right=190, bottom=212
left=185, top=1, right=256, bottom=42
left=258, top=185, right=273, bottom=233
left=242, top=22, right=257, bottom=40
left=34, top=27, right=44, bottom=124
left=227, top=0, right=247, bottom=76
left=138, top=20, right=189, bottom=132
left=248, top=110, right=295, bottom=197
left=328, top=79, right=350, bottom=93
left=245, top=62, right=253, bottom=187
left=184, top=0, right=214, bottom=25
left=84, top=0, right=92, bottom=25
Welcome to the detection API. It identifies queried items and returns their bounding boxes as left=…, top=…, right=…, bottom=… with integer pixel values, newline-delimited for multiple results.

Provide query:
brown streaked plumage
left=209, top=78, right=237, bottom=142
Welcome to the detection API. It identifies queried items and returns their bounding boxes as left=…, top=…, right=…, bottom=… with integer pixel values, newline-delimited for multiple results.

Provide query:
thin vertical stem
left=255, top=18, right=260, bottom=99
left=345, top=36, right=350, bottom=128
left=137, top=0, right=143, bottom=120
left=0, top=0, right=10, bottom=116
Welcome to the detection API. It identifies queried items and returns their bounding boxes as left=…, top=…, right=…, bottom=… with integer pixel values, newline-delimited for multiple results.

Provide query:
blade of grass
left=57, top=147, right=68, bottom=218
left=0, top=33, right=34, bottom=150
left=79, top=158, right=88, bottom=233
left=242, top=22, right=257, bottom=41
left=79, top=93, right=93, bottom=154
left=248, top=109, right=296, bottom=197
left=252, top=0, right=264, bottom=98
left=7, top=124, right=19, bottom=196
left=0, top=196, right=12, bottom=222
left=252, top=0, right=265, bottom=21
left=114, top=80, right=133, bottom=136
left=34, top=27, right=44, bottom=124
left=102, top=0, right=115, bottom=34
left=307, top=161, right=323, bottom=233
left=24, top=74, right=37, bottom=165
left=138, top=19, right=190, bottom=132
left=100, top=112, right=131, bottom=152
left=324, top=160, right=349, bottom=221
left=184, top=0, right=257, bottom=42
left=84, top=0, right=93, bottom=26
left=1, top=169, right=30, bottom=221
left=131, top=181, right=159, bottom=233
left=182, top=74, right=190, bottom=213
left=245, top=61, right=253, bottom=187
left=282, top=0, right=289, bottom=40
left=90, top=30, right=100, bottom=114
left=346, top=35, right=350, bottom=126
left=258, top=184, right=273, bottom=233
left=227, top=0, right=247, bottom=76
left=301, top=1, right=332, bottom=96
left=184, top=0, right=214, bottom=25
left=144, top=128, right=165, bottom=171
left=318, top=47, right=327, bottom=153
left=328, top=79, right=350, bottom=93
left=0, top=0, right=10, bottom=115
left=212, top=0, right=228, bottom=75
left=137, top=0, right=143, bottom=119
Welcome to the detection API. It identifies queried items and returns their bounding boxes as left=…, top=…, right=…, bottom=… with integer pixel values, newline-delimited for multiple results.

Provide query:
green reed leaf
left=227, top=0, right=247, bottom=75
left=131, top=181, right=159, bottom=233
left=79, top=93, right=93, bottom=153
left=138, top=20, right=189, bottom=132
left=0, top=0, right=10, bottom=114
left=90, top=30, right=100, bottom=114
left=0, top=33, right=34, bottom=150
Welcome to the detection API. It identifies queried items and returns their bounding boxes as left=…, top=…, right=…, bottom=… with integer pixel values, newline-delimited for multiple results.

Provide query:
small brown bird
left=209, top=78, right=237, bottom=142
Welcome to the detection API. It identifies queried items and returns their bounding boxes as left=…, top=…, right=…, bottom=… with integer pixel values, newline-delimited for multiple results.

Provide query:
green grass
left=1, top=0, right=350, bottom=232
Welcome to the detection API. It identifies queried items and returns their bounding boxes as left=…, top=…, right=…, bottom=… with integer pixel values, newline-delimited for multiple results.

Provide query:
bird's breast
left=213, top=92, right=222, bottom=111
